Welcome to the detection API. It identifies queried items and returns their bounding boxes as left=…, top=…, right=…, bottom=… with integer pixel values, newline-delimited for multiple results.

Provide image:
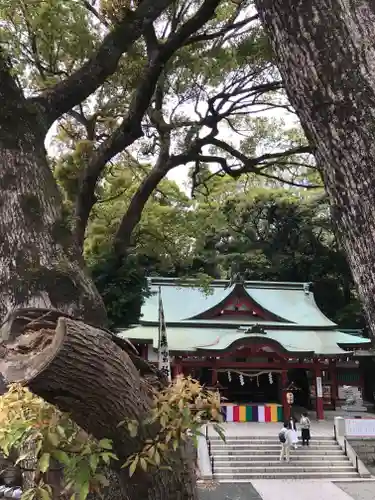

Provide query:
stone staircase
left=208, top=435, right=360, bottom=481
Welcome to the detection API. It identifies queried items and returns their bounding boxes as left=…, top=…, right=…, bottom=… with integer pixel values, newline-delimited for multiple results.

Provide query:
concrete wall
left=348, top=438, right=375, bottom=467
left=334, top=417, right=372, bottom=477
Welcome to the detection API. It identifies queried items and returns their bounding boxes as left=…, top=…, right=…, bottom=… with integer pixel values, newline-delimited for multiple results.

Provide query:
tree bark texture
left=254, top=0, right=375, bottom=336
left=0, top=310, right=198, bottom=500
left=0, top=144, right=107, bottom=330
left=0, top=53, right=107, bottom=331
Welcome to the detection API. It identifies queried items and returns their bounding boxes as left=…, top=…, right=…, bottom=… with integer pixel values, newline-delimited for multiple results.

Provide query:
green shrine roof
left=119, top=277, right=371, bottom=356
left=140, top=278, right=335, bottom=327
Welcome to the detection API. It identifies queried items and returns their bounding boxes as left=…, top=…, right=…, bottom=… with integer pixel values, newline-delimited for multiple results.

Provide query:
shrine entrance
left=217, top=369, right=280, bottom=404
left=288, top=368, right=310, bottom=408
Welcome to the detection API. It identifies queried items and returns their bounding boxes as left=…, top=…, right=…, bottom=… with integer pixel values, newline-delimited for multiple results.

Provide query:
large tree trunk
left=0, top=59, right=197, bottom=498
left=0, top=62, right=107, bottom=330
left=0, top=310, right=197, bottom=500
left=254, top=0, right=375, bottom=336
left=0, top=145, right=198, bottom=499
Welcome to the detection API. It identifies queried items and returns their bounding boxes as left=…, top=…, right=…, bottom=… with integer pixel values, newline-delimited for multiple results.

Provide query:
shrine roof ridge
left=147, top=276, right=311, bottom=290
left=142, top=277, right=331, bottom=327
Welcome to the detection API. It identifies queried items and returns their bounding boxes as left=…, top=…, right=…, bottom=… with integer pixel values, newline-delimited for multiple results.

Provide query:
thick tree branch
left=111, top=137, right=317, bottom=253
left=184, top=15, right=259, bottom=45
left=0, top=50, right=45, bottom=150
left=0, top=51, right=24, bottom=108
left=73, top=0, right=222, bottom=251
left=30, top=0, right=174, bottom=129
left=209, top=137, right=313, bottom=174
left=252, top=167, right=321, bottom=188
left=114, top=138, right=172, bottom=255
left=192, top=153, right=320, bottom=189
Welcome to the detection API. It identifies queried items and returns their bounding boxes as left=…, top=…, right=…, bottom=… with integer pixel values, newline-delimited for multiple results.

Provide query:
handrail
left=342, top=436, right=365, bottom=475
left=204, top=424, right=215, bottom=475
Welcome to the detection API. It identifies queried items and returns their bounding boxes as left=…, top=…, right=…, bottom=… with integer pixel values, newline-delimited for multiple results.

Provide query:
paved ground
left=252, top=480, right=353, bottom=500
left=198, top=481, right=375, bottom=500
left=198, top=482, right=262, bottom=500
left=336, top=482, right=375, bottom=500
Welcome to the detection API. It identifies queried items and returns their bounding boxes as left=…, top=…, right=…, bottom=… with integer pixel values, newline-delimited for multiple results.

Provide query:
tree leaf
left=21, top=489, right=37, bottom=500
left=47, top=431, right=60, bottom=447
left=127, top=421, right=138, bottom=438
left=99, top=438, right=112, bottom=450
left=89, top=454, right=99, bottom=472
left=52, top=450, right=71, bottom=466
left=140, top=458, right=147, bottom=471
left=79, top=482, right=90, bottom=500
left=129, top=457, right=138, bottom=477
left=38, top=452, right=50, bottom=473
left=213, top=423, right=226, bottom=443
left=38, top=487, right=51, bottom=500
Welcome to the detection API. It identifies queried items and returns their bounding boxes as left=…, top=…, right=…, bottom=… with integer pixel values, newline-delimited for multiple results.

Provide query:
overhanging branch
left=184, top=15, right=259, bottom=46
left=209, top=137, right=313, bottom=173
left=0, top=50, right=46, bottom=149
left=30, top=0, right=174, bottom=129
left=113, top=140, right=172, bottom=256
left=73, top=0, right=222, bottom=251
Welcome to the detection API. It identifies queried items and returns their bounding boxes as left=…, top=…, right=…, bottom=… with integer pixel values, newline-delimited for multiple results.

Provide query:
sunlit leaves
left=120, top=375, right=223, bottom=476
left=0, top=384, right=117, bottom=500
left=0, top=0, right=97, bottom=88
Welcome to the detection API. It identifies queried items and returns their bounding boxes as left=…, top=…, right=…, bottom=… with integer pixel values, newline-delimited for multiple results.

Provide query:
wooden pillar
left=172, top=357, right=183, bottom=379
left=172, top=364, right=182, bottom=378
left=141, top=344, right=148, bottom=360
left=281, top=369, right=289, bottom=421
left=330, top=359, right=337, bottom=410
left=314, top=361, right=324, bottom=420
left=211, top=366, right=218, bottom=386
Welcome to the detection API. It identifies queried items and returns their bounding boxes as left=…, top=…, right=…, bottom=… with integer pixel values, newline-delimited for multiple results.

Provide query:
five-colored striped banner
left=221, top=404, right=283, bottom=422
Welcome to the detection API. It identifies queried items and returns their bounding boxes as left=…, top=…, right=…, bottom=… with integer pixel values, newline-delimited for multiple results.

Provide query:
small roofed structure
left=119, top=277, right=371, bottom=421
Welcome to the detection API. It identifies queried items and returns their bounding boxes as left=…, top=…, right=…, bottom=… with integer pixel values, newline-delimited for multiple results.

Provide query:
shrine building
left=120, top=277, right=372, bottom=421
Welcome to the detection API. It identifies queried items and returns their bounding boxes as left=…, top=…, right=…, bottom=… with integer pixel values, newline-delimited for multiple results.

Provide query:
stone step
left=212, top=471, right=359, bottom=480
left=209, top=436, right=335, bottom=442
left=211, top=445, right=341, bottom=451
left=210, top=439, right=335, bottom=445
left=214, top=456, right=348, bottom=462
left=214, top=462, right=356, bottom=475
left=212, top=449, right=345, bottom=456
left=210, top=442, right=337, bottom=448
left=213, top=459, right=350, bottom=466
left=212, top=456, right=348, bottom=463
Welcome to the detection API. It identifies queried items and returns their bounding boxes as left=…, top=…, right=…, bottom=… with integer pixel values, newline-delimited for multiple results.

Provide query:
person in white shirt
left=279, top=422, right=293, bottom=462
left=289, top=416, right=299, bottom=449
left=300, top=412, right=311, bottom=446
